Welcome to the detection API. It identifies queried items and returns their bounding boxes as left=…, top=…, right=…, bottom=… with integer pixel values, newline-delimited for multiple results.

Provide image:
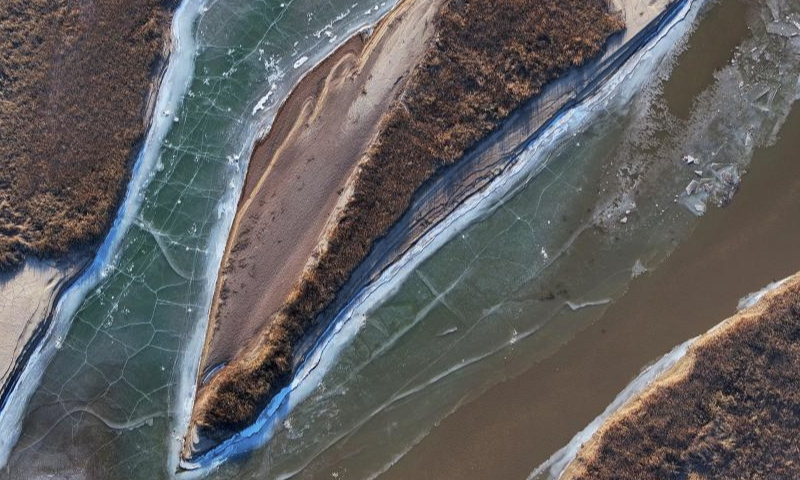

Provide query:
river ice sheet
left=206, top=0, right=800, bottom=477
left=2, top=0, right=800, bottom=478
left=0, top=0, right=399, bottom=478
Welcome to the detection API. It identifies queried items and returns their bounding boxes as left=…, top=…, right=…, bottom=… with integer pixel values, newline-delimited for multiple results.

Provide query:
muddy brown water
left=662, top=0, right=750, bottom=119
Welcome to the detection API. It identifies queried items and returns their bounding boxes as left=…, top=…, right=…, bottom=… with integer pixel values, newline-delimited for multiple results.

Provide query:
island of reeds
left=186, top=0, right=625, bottom=456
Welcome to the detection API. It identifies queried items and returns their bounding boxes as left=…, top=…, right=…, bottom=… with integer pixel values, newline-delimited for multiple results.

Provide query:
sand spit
left=561, top=273, right=800, bottom=480
left=186, top=0, right=447, bottom=458
left=185, top=0, right=653, bottom=460
left=199, top=0, right=444, bottom=374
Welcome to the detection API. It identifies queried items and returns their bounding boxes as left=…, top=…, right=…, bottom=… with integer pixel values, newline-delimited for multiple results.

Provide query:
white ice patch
left=293, top=56, right=309, bottom=69
left=437, top=326, right=459, bottom=337
left=736, top=275, right=793, bottom=311
left=251, top=85, right=277, bottom=116
left=566, top=299, right=612, bottom=311
left=631, top=259, right=648, bottom=278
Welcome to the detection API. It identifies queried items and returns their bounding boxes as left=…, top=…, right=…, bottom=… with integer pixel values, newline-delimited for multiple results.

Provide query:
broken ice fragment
left=293, top=56, right=309, bottom=69
left=632, top=259, right=648, bottom=278
left=685, top=179, right=700, bottom=196
left=694, top=202, right=707, bottom=214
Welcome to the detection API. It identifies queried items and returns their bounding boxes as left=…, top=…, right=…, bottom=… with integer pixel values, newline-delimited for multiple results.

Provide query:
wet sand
left=379, top=73, right=800, bottom=480
left=615, top=0, right=675, bottom=35
left=200, top=0, right=444, bottom=373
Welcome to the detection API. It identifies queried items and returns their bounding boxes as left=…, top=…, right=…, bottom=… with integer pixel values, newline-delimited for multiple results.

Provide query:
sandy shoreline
left=0, top=257, right=86, bottom=402
left=198, top=0, right=444, bottom=374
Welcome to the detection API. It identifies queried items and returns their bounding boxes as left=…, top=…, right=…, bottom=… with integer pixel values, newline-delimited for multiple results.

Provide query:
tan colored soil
left=0, top=258, right=84, bottom=389
left=199, top=0, right=444, bottom=372
left=613, top=0, right=675, bottom=36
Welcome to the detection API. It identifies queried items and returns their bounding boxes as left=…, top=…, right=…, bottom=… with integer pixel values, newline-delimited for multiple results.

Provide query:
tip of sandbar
left=178, top=423, right=217, bottom=467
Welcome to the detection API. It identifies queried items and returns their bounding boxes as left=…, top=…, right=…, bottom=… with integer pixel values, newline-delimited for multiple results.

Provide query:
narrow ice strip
left=526, top=337, right=695, bottom=480
left=252, top=85, right=277, bottom=115
left=566, top=299, right=613, bottom=311
left=0, top=0, right=207, bottom=468
left=736, top=275, right=793, bottom=311
left=179, top=0, right=704, bottom=472
left=293, top=56, right=309, bottom=69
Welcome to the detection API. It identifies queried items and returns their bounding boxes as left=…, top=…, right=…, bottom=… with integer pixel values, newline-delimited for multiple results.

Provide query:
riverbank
left=0, top=0, right=176, bottom=268
left=185, top=0, right=625, bottom=459
left=0, top=0, right=176, bottom=401
left=561, top=273, right=800, bottom=479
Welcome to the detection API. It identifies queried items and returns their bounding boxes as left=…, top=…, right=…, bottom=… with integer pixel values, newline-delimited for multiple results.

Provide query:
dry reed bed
left=190, top=0, right=624, bottom=445
left=566, top=278, right=800, bottom=480
left=0, top=0, right=175, bottom=269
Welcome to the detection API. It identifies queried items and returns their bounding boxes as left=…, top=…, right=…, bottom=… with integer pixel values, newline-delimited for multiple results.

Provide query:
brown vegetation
left=190, top=0, right=624, bottom=449
left=0, top=0, right=175, bottom=270
left=566, top=280, right=800, bottom=480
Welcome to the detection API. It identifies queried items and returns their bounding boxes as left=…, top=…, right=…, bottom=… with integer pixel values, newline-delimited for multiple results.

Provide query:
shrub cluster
left=0, top=0, right=175, bottom=270
left=194, top=0, right=623, bottom=442
left=571, top=284, right=800, bottom=480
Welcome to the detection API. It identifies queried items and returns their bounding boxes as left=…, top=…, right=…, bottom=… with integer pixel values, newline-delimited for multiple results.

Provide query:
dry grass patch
left=0, top=0, right=175, bottom=270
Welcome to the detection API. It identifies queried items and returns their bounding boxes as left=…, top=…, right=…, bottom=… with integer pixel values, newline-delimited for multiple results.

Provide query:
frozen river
left=1, top=0, right=799, bottom=478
